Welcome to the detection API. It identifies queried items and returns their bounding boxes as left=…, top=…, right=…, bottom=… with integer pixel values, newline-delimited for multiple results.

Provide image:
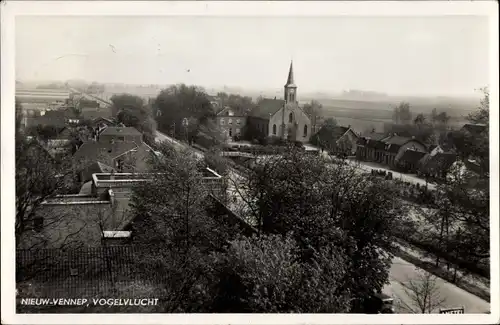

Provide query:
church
left=247, top=61, right=312, bottom=143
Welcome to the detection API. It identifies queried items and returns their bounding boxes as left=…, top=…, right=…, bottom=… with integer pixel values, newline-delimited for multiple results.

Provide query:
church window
left=289, top=112, right=293, bottom=123
left=272, top=124, right=277, bottom=135
left=303, top=125, right=308, bottom=137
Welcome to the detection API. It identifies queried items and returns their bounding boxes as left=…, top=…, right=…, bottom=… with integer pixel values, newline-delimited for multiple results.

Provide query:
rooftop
left=100, top=127, right=142, bottom=137
left=249, top=98, right=285, bottom=119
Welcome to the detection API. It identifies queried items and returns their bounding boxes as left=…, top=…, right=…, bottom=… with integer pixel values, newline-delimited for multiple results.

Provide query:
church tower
left=284, top=61, right=297, bottom=104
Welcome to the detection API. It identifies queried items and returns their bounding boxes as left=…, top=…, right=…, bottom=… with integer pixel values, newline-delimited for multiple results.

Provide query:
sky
left=16, top=15, right=490, bottom=97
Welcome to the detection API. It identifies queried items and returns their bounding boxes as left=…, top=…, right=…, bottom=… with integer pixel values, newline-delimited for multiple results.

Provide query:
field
left=317, top=97, right=478, bottom=133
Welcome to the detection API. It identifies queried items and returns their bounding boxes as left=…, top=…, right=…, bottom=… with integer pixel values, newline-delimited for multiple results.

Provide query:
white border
left=1, top=1, right=498, bottom=324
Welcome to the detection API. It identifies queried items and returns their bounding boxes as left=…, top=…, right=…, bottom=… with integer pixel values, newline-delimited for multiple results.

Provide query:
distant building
left=247, top=61, right=311, bottom=143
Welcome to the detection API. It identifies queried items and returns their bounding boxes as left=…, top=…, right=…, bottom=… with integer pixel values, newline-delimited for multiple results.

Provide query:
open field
left=318, top=97, right=476, bottom=133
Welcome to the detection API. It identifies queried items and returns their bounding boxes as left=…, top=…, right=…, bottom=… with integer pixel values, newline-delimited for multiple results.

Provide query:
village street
left=384, top=256, right=490, bottom=314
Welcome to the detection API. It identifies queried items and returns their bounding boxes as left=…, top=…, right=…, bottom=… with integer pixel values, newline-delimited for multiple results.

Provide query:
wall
left=215, top=115, right=247, bottom=140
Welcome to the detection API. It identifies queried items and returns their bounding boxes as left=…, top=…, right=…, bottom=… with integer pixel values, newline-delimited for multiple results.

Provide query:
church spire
left=286, top=60, right=294, bottom=85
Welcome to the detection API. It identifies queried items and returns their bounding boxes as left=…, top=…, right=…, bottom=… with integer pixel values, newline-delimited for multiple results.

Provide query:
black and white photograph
left=1, top=1, right=498, bottom=324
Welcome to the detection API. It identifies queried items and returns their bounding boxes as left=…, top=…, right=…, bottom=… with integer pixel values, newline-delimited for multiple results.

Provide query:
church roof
left=249, top=98, right=285, bottom=119
left=286, top=61, right=296, bottom=87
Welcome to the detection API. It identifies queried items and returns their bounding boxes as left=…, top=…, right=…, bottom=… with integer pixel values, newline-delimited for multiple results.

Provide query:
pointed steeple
left=286, top=60, right=294, bottom=85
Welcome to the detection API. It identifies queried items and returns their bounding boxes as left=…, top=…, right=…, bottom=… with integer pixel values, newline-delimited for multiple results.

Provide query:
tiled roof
left=418, top=152, right=457, bottom=173
left=383, top=135, right=412, bottom=146
left=361, top=132, right=388, bottom=141
left=461, top=123, right=486, bottom=135
left=80, top=161, right=116, bottom=183
left=100, top=127, right=142, bottom=137
left=81, top=109, right=113, bottom=121
left=73, top=141, right=138, bottom=166
left=16, top=246, right=166, bottom=298
left=26, top=115, right=66, bottom=129
left=249, top=98, right=285, bottom=119
left=397, top=149, right=427, bottom=164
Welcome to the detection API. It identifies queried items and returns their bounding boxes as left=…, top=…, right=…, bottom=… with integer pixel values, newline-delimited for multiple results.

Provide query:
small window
left=303, top=125, right=308, bottom=137
left=289, top=112, right=293, bottom=123
left=236, top=119, right=241, bottom=125
left=220, top=118, right=225, bottom=125
left=118, top=136, right=125, bottom=141
left=273, top=124, right=277, bottom=135
left=70, top=268, right=79, bottom=276
left=33, top=217, right=44, bottom=232
left=228, top=118, right=233, bottom=125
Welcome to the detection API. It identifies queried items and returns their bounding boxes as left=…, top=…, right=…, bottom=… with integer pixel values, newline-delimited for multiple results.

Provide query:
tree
left=397, top=102, right=412, bottom=124
left=414, top=113, right=426, bottom=127
left=129, top=143, right=232, bottom=312
left=228, top=145, right=404, bottom=309
left=431, top=108, right=438, bottom=125
left=435, top=111, right=450, bottom=126
left=110, top=94, right=157, bottom=144
left=302, top=100, right=324, bottom=133
left=155, top=84, right=214, bottom=142
left=398, top=271, right=445, bottom=313
left=467, top=87, right=489, bottom=125
left=208, top=234, right=351, bottom=313
left=309, top=117, right=338, bottom=151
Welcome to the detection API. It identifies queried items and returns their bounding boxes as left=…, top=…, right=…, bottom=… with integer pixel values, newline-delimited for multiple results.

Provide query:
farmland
left=316, top=97, right=478, bottom=133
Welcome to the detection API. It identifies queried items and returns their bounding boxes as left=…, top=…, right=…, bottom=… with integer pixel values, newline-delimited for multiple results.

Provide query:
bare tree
left=398, top=271, right=446, bottom=313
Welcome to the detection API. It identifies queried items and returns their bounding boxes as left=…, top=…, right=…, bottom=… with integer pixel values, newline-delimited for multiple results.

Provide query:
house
left=73, top=141, right=154, bottom=179
left=395, top=149, right=427, bottom=173
left=97, top=127, right=143, bottom=144
left=356, top=133, right=427, bottom=168
left=417, top=151, right=457, bottom=179
left=313, top=125, right=359, bottom=156
left=247, top=61, right=311, bottom=143
left=356, top=132, right=388, bottom=162
left=460, top=123, right=487, bottom=137
left=215, top=106, right=247, bottom=141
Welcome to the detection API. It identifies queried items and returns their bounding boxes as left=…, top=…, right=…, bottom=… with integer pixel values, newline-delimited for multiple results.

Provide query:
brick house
left=215, top=107, right=247, bottom=141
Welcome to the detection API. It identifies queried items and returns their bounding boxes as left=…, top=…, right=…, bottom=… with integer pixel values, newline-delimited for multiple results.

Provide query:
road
left=384, top=256, right=490, bottom=314
left=154, top=130, right=488, bottom=314
left=67, top=87, right=112, bottom=107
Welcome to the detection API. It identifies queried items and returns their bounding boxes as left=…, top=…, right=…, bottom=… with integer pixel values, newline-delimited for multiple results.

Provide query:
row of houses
left=354, top=123, right=487, bottom=178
